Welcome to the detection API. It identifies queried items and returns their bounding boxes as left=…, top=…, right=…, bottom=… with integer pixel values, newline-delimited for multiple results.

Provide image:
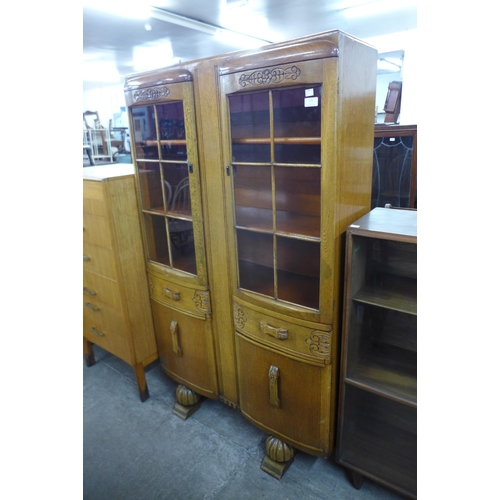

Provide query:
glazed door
left=129, top=81, right=207, bottom=286
left=220, top=59, right=333, bottom=321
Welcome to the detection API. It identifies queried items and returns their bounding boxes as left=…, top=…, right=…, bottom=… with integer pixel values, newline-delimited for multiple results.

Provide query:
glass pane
left=143, top=213, right=170, bottom=266
left=234, top=166, right=272, bottom=230
left=372, top=136, right=414, bottom=208
left=237, top=229, right=274, bottom=296
left=157, top=102, right=187, bottom=161
left=275, top=167, right=321, bottom=238
left=347, top=303, right=417, bottom=402
left=340, top=385, right=417, bottom=494
left=273, top=86, right=321, bottom=164
left=137, top=162, right=164, bottom=213
left=168, top=218, right=197, bottom=275
left=162, top=163, right=192, bottom=217
left=229, top=92, right=270, bottom=162
left=131, top=106, right=158, bottom=159
left=277, top=236, right=320, bottom=309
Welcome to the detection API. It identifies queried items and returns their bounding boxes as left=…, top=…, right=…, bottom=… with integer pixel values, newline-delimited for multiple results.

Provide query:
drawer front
left=83, top=212, right=112, bottom=248
left=236, top=332, right=329, bottom=455
left=151, top=300, right=216, bottom=398
left=83, top=296, right=126, bottom=335
left=83, top=312, right=130, bottom=364
left=83, top=270, right=122, bottom=310
left=83, top=180, right=106, bottom=216
left=83, top=242, right=117, bottom=280
left=148, top=272, right=211, bottom=319
left=233, top=299, right=332, bottom=365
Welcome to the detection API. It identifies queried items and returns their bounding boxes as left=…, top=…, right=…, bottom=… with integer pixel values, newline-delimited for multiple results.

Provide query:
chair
left=83, top=110, right=109, bottom=157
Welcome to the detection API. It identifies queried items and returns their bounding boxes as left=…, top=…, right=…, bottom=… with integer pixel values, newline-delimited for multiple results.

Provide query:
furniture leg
left=83, top=338, right=96, bottom=367
left=133, top=363, right=150, bottom=402
left=172, top=384, right=202, bottom=419
left=260, top=436, right=295, bottom=480
left=348, top=469, right=364, bottom=490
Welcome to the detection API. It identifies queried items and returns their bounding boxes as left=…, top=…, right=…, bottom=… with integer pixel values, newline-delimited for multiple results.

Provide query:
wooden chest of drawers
left=83, top=164, right=157, bottom=401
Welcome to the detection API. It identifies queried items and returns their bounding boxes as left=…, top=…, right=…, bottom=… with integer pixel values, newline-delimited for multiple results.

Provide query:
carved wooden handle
left=260, top=321, right=288, bottom=340
left=163, top=287, right=180, bottom=301
left=170, top=320, right=182, bottom=356
left=268, top=365, right=281, bottom=408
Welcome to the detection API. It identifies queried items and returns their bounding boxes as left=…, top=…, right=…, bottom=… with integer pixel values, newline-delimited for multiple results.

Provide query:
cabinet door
left=129, top=81, right=207, bottom=285
left=236, top=332, right=331, bottom=456
left=221, top=61, right=328, bottom=317
left=151, top=300, right=216, bottom=399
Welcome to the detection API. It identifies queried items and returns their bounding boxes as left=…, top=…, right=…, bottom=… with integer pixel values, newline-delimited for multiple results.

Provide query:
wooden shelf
left=346, top=344, right=417, bottom=405
left=353, top=280, right=416, bottom=315
left=142, top=139, right=187, bottom=146
left=232, top=137, right=321, bottom=145
left=143, top=208, right=193, bottom=221
left=235, top=206, right=321, bottom=239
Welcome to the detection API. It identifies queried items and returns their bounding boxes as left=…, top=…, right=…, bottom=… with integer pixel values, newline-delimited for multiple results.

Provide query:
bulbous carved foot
left=172, top=384, right=202, bottom=419
left=260, top=436, right=295, bottom=479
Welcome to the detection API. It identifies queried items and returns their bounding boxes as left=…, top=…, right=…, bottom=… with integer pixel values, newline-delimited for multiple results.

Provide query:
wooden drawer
left=236, top=332, right=330, bottom=456
left=83, top=180, right=106, bottom=216
left=83, top=315, right=130, bottom=363
left=148, top=271, right=211, bottom=319
left=83, top=242, right=117, bottom=280
left=83, top=270, right=122, bottom=310
left=83, top=212, right=112, bottom=248
left=233, top=298, right=332, bottom=365
left=83, top=296, right=126, bottom=334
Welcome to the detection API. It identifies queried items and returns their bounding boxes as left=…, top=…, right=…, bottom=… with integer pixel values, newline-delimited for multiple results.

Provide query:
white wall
left=365, top=29, right=418, bottom=124
left=83, top=83, right=128, bottom=129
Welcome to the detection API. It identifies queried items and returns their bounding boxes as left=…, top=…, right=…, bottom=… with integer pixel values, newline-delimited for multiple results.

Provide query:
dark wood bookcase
left=336, top=207, right=417, bottom=499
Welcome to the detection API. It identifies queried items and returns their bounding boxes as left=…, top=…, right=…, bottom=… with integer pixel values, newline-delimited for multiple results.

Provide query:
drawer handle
left=260, top=321, right=288, bottom=340
left=83, top=255, right=90, bottom=261
left=269, top=365, right=281, bottom=409
left=83, top=287, right=96, bottom=296
left=85, top=302, right=100, bottom=311
left=90, top=327, right=105, bottom=337
left=162, top=287, right=180, bottom=301
left=170, top=320, right=182, bottom=356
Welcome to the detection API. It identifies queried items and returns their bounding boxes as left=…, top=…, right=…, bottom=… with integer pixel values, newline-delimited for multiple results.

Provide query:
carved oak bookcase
left=124, top=30, right=377, bottom=475
left=124, top=70, right=218, bottom=418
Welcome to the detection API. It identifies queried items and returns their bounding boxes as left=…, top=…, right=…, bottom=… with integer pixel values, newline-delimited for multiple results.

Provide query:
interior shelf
left=232, top=137, right=321, bottom=145
left=353, top=280, right=416, bottom=315
left=235, top=206, right=320, bottom=239
left=142, top=139, right=187, bottom=146
left=346, top=343, right=417, bottom=405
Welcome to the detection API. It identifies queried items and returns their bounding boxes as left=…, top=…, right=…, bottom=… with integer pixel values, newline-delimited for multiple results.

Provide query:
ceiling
left=83, top=0, right=417, bottom=90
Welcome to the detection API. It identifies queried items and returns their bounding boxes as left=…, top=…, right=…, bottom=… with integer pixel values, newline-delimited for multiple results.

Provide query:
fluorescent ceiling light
left=133, top=39, right=175, bottom=72
left=377, top=58, right=401, bottom=72
left=83, top=0, right=151, bottom=19
left=149, top=7, right=272, bottom=46
left=344, top=0, right=417, bottom=18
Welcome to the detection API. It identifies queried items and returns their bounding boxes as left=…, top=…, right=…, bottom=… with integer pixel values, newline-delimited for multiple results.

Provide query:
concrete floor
left=83, top=345, right=406, bottom=500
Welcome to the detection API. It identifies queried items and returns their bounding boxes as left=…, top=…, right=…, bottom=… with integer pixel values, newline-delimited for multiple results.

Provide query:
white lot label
left=304, top=96, right=318, bottom=107
left=305, top=88, right=314, bottom=97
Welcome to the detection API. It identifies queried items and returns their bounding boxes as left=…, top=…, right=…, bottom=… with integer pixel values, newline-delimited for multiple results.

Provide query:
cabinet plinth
left=83, top=164, right=158, bottom=401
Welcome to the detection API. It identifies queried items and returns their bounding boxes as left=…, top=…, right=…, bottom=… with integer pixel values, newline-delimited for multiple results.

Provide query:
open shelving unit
left=336, top=207, right=417, bottom=499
